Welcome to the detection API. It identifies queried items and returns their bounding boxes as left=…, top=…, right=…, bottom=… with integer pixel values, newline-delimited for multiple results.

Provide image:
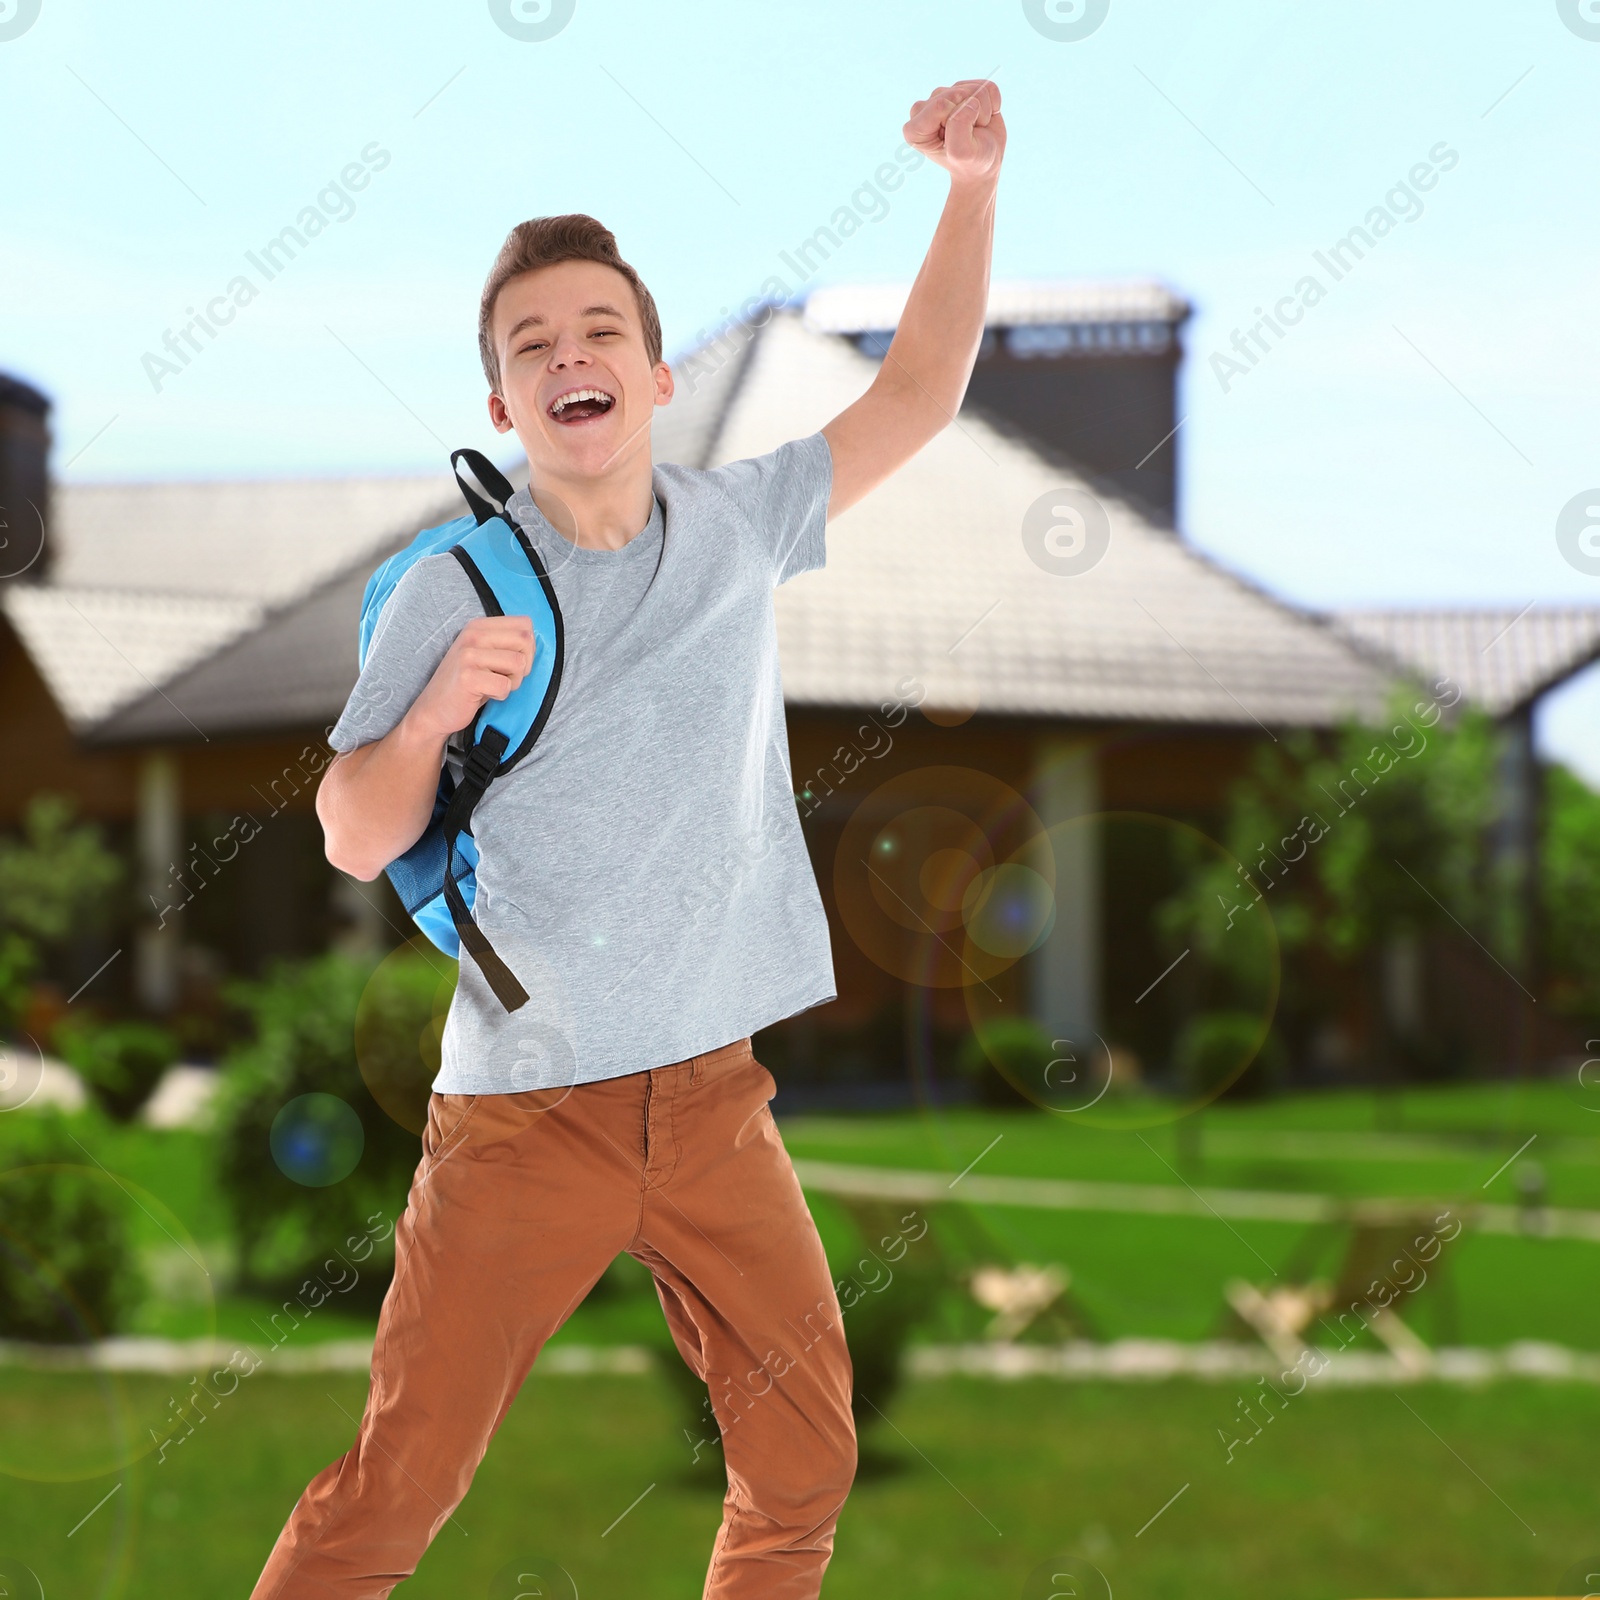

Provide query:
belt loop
left=690, top=1052, right=704, bottom=1086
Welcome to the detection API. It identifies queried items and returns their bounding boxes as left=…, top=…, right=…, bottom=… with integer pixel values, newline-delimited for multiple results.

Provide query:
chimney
left=803, top=281, right=1191, bottom=525
left=0, top=373, right=51, bottom=582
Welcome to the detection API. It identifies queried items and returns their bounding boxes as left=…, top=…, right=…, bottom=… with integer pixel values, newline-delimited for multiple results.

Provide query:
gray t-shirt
left=328, top=431, right=838, bottom=1093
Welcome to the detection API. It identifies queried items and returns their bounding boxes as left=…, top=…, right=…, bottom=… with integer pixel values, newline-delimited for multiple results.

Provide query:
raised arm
left=820, top=78, right=1005, bottom=520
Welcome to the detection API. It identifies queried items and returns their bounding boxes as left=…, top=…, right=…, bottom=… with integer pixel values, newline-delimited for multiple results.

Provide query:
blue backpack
left=355, top=448, right=564, bottom=1012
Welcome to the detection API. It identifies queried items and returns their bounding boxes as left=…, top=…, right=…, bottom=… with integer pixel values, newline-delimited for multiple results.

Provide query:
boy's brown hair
left=477, top=214, right=663, bottom=392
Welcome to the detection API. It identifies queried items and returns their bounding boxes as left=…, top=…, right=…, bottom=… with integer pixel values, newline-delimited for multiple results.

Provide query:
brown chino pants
left=250, top=1037, right=857, bottom=1599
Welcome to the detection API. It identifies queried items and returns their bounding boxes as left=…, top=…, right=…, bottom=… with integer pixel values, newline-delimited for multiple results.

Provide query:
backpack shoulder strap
left=426, top=461, right=561, bottom=1014
left=451, top=449, right=517, bottom=526
left=436, top=726, right=528, bottom=1010
left=452, top=514, right=563, bottom=777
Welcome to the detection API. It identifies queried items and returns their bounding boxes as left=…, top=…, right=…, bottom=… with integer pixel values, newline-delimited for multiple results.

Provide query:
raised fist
left=904, top=79, right=1006, bottom=186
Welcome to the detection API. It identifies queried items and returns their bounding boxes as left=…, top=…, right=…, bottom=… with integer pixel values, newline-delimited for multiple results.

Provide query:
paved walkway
left=791, top=1157, right=1600, bottom=1242
left=4, top=1335, right=1597, bottom=1385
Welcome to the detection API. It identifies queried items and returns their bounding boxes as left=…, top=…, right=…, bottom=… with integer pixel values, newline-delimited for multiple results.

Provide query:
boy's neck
left=529, top=455, right=656, bottom=552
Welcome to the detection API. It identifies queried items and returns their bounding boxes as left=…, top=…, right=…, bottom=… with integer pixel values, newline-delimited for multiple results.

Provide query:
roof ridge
left=2, top=581, right=265, bottom=609
left=55, top=470, right=451, bottom=494
left=1331, top=602, right=1600, bottom=617
left=68, top=476, right=488, bottom=740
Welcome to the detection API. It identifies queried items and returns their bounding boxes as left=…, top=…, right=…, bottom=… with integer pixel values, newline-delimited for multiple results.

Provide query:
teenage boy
left=253, top=78, right=1005, bottom=1600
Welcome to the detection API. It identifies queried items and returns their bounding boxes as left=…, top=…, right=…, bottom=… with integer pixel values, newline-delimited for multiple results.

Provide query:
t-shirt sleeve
left=705, top=430, right=833, bottom=586
left=327, top=553, right=483, bottom=753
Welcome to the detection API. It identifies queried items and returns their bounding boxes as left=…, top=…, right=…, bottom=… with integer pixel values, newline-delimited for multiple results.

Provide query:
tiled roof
left=3, top=300, right=1514, bottom=746
left=98, top=570, right=371, bottom=744
left=45, top=475, right=460, bottom=602
left=1, top=471, right=508, bottom=740
left=3, top=586, right=262, bottom=730
left=692, top=314, right=1390, bottom=727
left=1331, top=607, right=1600, bottom=717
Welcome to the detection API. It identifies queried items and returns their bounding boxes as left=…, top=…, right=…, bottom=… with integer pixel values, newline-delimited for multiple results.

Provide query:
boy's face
left=487, top=259, right=672, bottom=483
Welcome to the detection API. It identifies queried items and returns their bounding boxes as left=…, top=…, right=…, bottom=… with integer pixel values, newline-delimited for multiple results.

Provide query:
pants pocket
left=421, top=1092, right=480, bottom=1173
left=747, top=1051, right=778, bottom=1104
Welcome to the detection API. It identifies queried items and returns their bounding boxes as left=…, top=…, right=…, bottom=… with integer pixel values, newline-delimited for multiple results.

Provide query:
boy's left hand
left=904, top=79, right=1005, bottom=187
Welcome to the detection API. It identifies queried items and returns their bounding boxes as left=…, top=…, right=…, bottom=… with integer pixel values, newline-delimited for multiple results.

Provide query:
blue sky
left=4, top=0, right=1597, bottom=773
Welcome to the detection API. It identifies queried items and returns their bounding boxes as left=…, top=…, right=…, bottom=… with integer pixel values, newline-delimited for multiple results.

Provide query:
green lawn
left=4, top=1080, right=1599, bottom=1597
left=1, top=1370, right=1593, bottom=1599
left=4, top=1080, right=1598, bottom=1351
left=779, top=1081, right=1600, bottom=1207
left=784, top=1084, right=1600, bottom=1351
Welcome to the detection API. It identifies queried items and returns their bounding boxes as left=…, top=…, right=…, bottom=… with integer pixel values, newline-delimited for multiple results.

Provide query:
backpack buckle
left=461, top=740, right=500, bottom=790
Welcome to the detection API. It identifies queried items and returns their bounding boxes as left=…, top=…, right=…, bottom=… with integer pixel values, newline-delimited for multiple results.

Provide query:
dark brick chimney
left=805, top=281, right=1191, bottom=526
left=0, top=374, right=50, bottom=581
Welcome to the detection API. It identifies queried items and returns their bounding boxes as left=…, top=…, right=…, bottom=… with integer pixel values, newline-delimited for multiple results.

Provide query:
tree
left=0, top=793, right=124, bottom=1036
left=1162, top=692, right=1507, bottom=1085
left=1540, top=763, right=1600, bottom=1027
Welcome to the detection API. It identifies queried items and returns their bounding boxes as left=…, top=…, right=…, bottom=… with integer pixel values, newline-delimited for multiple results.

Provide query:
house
left=1, top=285, right=1589, bottom=1090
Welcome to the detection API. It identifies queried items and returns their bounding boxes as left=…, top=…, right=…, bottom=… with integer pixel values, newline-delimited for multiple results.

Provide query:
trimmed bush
left=957, top=1017, right=1051, bottom=1108
left=1174, top=1009, right=1284, bottom=1100
left=51, top=1017, right=180, bottom=1123
left=0, top=1115, right=145, bottom=1342
left=214, top=949, right=437, bottom=1307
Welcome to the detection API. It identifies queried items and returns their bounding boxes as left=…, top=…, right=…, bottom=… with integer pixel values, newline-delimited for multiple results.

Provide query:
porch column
left=1027, top=737, right=1100, bottom=1045
left=330, top=872, right=390, bottom=959
left=133, top=749, right=181, bottom=1013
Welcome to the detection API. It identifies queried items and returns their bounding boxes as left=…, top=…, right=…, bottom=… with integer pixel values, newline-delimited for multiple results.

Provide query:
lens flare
left=835, top=767, right=1054, bottom=988
left=356, top=935, right=458, bottom=1135
left=962, top=812, right=1280, bottom=1130
left=270, top=1095, right=364, bottom=1187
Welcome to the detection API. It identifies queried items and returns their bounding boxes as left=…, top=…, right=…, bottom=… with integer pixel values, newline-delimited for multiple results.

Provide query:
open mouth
left=547, top=386, right=616, bottom=425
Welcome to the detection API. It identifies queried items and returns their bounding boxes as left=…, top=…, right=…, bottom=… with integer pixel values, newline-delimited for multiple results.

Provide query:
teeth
left=550, top=387, right=614, bottom=416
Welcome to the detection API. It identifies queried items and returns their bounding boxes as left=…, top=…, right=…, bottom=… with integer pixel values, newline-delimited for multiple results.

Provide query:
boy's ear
left=487, top=390, right=515, bottom=434
left=653, top=361, right=675, bottom=407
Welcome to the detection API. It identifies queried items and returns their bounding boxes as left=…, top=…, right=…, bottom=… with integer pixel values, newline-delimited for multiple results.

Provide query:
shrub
left=0, top=794, right=125, bottom=948
left=956, top=1017, right=1050, bottom=1108
left=1174, top=1009, right=1284, bottom=1100
left=0, top=1115, right=145, bottom=1342
left=214, top=949, right=435, bottom=1308
left=838, top=1251, right=944, bottom=1428
left=51, top=1017, right=180, bottom=1123
left=0, top=931, right=37, bottom=1040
